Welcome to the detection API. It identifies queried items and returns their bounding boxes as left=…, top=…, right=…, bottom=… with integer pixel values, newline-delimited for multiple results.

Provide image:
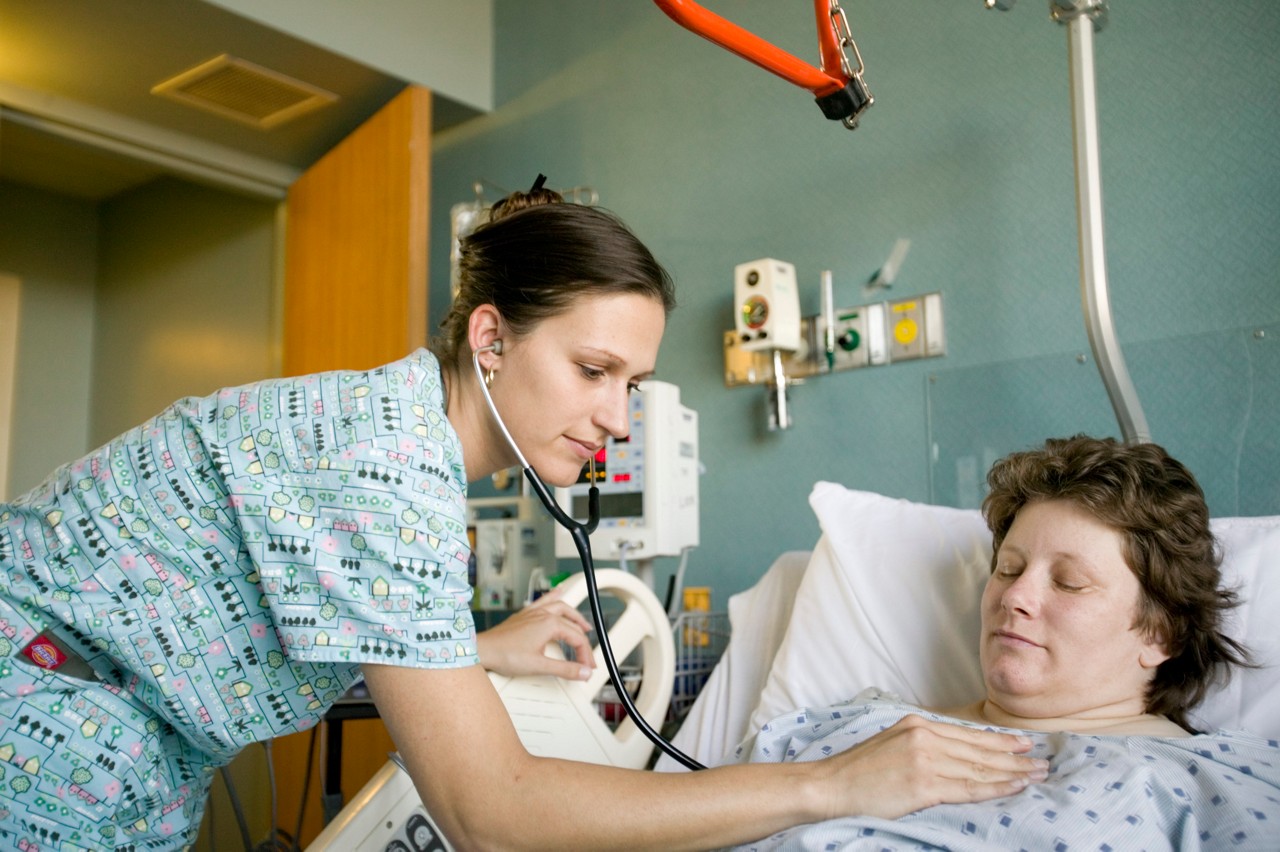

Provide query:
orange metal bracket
left=653, top=0, right=872, bottom=126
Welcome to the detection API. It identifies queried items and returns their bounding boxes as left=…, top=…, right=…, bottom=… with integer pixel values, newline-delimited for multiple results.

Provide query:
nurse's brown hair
left=434, top=185, right=674, bottom=369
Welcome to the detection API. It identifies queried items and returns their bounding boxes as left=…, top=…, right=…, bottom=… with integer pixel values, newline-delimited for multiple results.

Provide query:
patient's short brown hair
left=982, top=435, right=1251, bottom=732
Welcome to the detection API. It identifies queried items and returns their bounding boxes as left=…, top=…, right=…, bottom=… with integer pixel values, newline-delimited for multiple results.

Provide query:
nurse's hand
left=820, top=713, right=1048, bottom=820
left=475, top=587, right=596, bottom=680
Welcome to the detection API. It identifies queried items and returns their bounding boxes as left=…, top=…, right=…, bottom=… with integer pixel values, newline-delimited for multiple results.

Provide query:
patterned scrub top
left=0, top=349, right=478, bottom=761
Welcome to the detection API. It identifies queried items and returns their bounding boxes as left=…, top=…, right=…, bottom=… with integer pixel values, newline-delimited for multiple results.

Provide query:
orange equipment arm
left=653, top=0, right=873, bottom=128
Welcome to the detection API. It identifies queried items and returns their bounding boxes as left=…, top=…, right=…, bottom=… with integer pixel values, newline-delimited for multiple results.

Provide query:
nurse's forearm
left=362, top=663, right=1041, bottom=850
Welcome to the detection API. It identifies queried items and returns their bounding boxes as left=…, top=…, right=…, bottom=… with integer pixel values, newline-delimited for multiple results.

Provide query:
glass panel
left=927, top=323, right=1278, bottom=517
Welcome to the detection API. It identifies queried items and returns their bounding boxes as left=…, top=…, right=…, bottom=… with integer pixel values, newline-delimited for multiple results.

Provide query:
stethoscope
left=472, top=341, right=706, bottom=771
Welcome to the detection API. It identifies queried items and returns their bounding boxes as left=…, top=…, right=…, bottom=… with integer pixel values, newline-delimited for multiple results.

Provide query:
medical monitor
left=554, top=380, right=699, bottom=561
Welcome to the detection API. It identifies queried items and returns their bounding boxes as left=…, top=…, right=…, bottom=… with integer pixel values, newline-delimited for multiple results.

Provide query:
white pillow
left=1189, top=515, right=1280, bottom=738
left=747, top=482, right=1280, bottom=741
left=747, top=484, right=990, bottom=735
left=656, top=551, right=811, bottom=770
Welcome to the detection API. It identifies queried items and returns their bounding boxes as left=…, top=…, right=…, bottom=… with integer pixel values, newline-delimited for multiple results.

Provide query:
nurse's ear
left=467, top=304, right=506, bottom=370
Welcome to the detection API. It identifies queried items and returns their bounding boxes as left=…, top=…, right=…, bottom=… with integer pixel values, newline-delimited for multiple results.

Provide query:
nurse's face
left=979, top=499, right=1169, bottom=721
left=489, top=292, right=665, bottom=487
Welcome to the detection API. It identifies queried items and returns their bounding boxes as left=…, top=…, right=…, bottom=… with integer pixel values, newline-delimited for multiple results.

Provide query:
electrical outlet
left=722, top=293, right=944, bottom=388
left=865, top=302, right=888, bottom=365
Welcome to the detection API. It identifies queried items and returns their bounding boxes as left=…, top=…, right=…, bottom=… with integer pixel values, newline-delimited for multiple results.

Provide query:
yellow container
left=682, top=587, right=711, bottom=647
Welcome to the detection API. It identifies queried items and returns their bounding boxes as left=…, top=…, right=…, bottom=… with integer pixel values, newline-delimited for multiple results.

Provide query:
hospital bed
left=659, top=481, right=1280, bottom=771
left=311, top=482, right=1279, bottom=850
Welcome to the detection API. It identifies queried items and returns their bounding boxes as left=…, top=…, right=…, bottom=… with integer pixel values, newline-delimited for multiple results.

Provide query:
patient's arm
left=363, top=664, right=1048, bottom=851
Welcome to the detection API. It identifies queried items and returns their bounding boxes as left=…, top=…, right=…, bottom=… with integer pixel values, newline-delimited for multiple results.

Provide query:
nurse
left=0, top=183, right=1046, bottom=850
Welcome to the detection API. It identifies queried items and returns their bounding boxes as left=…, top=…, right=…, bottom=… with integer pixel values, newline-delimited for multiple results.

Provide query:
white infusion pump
left=555, top=380, right=699, bottom=561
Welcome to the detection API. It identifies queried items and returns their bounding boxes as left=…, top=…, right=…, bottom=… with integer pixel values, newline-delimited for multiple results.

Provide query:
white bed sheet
left=655, top=551, right=809, bottom=772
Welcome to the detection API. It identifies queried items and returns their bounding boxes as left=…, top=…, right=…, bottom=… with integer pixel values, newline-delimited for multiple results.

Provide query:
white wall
left=204, top=0, right=494, bottom=111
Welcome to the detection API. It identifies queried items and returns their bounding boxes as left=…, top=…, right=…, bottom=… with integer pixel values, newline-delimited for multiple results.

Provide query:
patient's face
left=980, top=499, right=1169, bottom=721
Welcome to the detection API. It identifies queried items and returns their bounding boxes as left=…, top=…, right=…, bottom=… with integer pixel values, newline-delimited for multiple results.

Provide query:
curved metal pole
left=1060, top=3, right=1152, bottom=444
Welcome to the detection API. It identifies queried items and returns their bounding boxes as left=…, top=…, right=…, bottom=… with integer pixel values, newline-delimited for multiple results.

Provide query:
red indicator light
left=613, top=473, right=631, bottom=482
left=594, top=448, right=607, bottom=464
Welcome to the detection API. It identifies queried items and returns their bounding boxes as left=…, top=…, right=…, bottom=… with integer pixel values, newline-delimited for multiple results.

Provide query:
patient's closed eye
left=1053, top=573, right=1086, bottom=592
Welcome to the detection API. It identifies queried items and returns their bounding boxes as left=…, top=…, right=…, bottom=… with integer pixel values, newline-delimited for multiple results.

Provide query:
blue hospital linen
left=0, top=349, right=476, bottom=848
left=732, top=689, right=1280, bottom=851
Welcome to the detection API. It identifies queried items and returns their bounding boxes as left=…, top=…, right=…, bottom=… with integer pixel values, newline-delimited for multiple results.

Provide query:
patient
left=732, top=436, right=1280, bottom=850
left=942, top=434, right=1251, bottom=736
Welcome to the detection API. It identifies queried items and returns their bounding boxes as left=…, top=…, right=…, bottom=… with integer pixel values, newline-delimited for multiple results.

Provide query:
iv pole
left=947, top=0, right=1154, bottom=443
left=1049, top=0, right=1152, bottom=444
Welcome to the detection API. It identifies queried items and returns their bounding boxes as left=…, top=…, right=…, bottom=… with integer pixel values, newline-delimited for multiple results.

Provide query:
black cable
left=221, top=737, right=309, bottom=852
left=219, top=765, right=255, bottom=852
left=475, top=354, right=705, bottom=772
left=522, top=471, right=705, bottom=770
left=264, top=740, right=278, bottom=850
left=248, top=728, right=318, bottom=852
left=576, top=529, right=705, bottom=770
left=291, top=726, right=319, bottom=851
left=207, top=781, right=216, bottom=851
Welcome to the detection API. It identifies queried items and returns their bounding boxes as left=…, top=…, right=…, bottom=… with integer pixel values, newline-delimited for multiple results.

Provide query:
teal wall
left=429, top=1, right=1280, bottom=600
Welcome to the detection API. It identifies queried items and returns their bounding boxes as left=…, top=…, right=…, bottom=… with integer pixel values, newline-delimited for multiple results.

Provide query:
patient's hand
left=819, top=714, right=1049, bottom=820
left=475, top=588, right=596, bottom=681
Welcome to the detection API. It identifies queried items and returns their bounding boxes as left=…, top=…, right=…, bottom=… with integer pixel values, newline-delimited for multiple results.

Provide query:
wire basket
left=669, top=610, right=730, bottom=721
left=591, top=610, right=730, bottom=728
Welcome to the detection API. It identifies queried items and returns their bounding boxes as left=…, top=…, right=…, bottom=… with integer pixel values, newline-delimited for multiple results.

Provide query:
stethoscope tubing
left=472, top=346, right=705, bottom=771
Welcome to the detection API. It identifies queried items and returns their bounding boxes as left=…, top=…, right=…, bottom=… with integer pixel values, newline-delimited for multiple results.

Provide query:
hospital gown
left=0, top=349, right=476, bottom=849
left=732, top=689, right=1280, bottom=851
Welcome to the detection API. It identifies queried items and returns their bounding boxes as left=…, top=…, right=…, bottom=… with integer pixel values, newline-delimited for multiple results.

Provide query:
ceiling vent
left=152, top=54, right=338, bottom=130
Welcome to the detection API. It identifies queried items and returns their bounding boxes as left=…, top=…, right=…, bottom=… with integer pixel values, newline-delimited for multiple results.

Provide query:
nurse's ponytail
left=485, top=174, right=564, bottom=221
